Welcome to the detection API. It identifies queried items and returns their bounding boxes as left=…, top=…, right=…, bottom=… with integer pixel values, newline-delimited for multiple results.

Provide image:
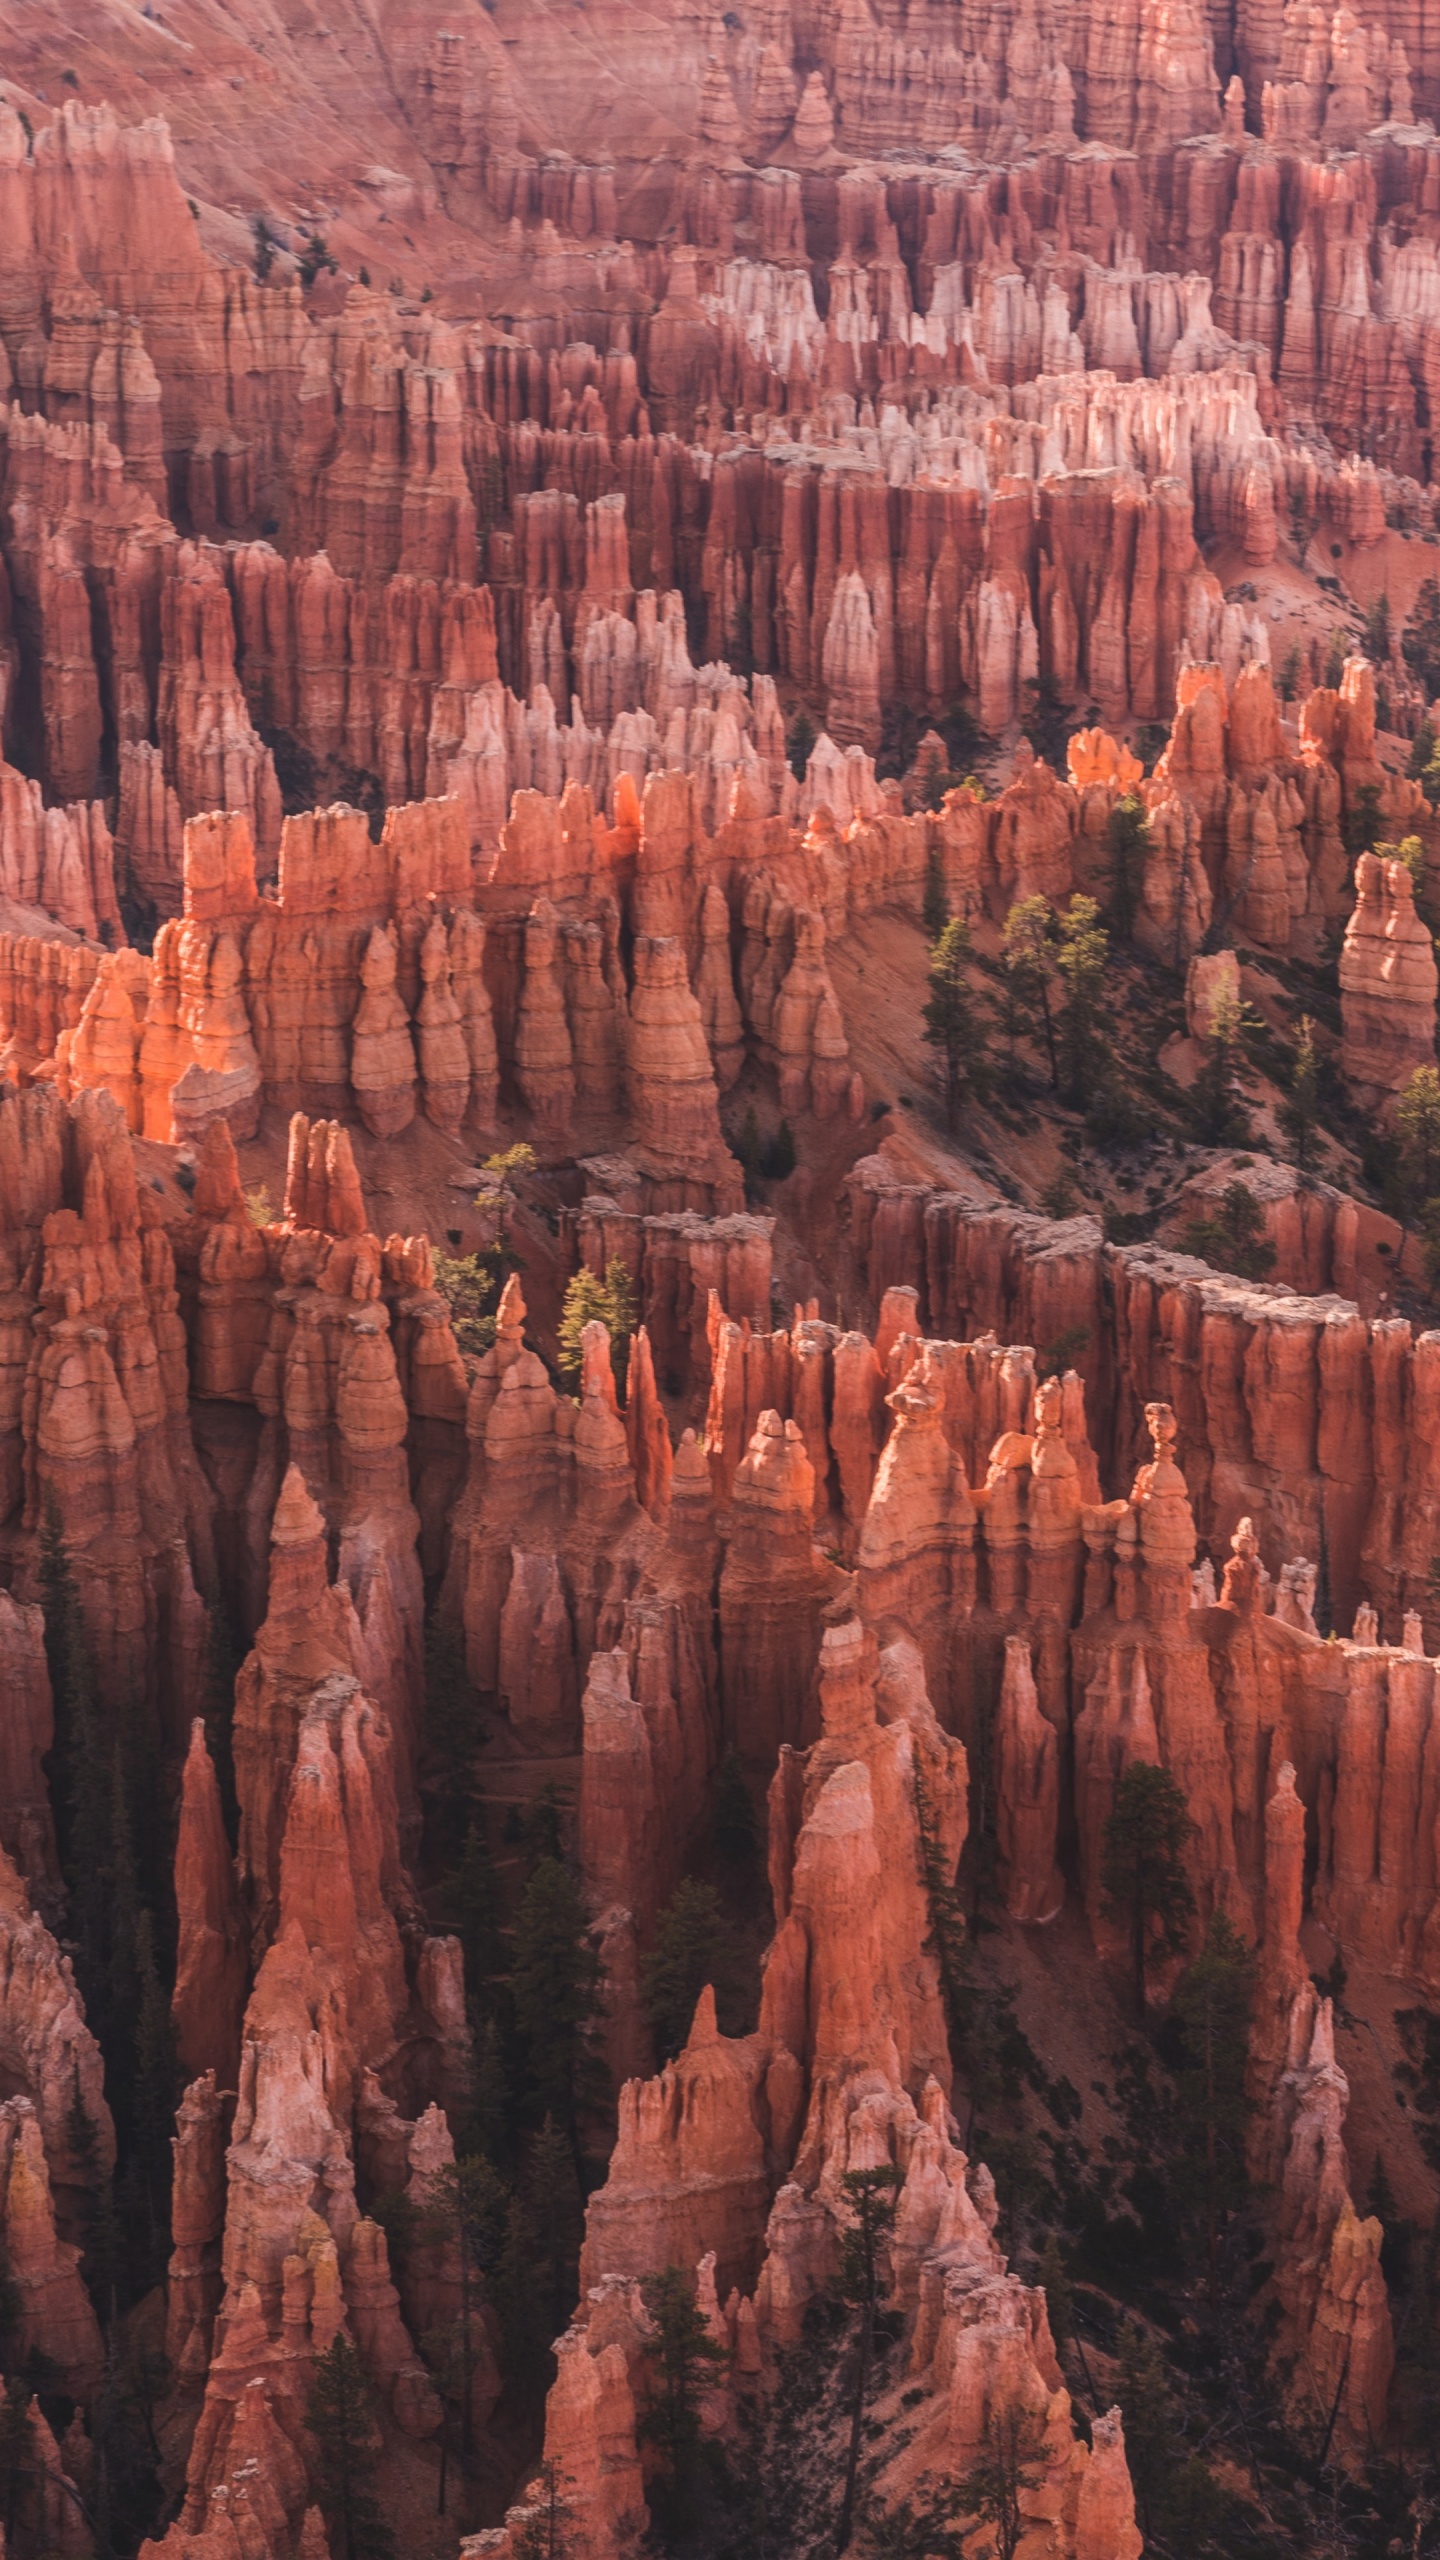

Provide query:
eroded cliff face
left=3, top=1079, right=1427, bottom=2544
left=5, top=10, right=1440, bottom=2556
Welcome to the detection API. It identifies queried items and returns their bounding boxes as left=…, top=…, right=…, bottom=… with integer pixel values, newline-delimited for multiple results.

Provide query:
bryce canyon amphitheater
left=7, top=0, right=1440, bottom=2552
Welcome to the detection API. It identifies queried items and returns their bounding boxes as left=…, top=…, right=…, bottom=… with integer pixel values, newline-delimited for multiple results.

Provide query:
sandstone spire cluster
left=4, top=8, right=1440, bottom=2555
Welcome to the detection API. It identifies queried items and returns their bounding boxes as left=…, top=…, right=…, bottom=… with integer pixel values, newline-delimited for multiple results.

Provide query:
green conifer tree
left=307, top=2335, right=395, bottom=2560
left=1054, top=896, right=1110, bottom=1108
left=1280, top=1014, right=1323, bottom=1171
left=833, top=2166, right=904, bottom=2555
left=1101, top=1764, right=1196, bottom=2020
left=640, top=1879, right=742, bottom=2062
left=922, top=842, right=950, bottom=942
left=638, top=2264, right=729, bottom=2545
left=922, top=918, right=990, bottom=1129
left=1000, top=895, right=1058, bottom=1086
left=1105, top=794, right=1150, bottom=943
left=1190, top=992, right=1253, bottom=1146
left=510, top=1856, right=606, bottom=2151
left=557, top=1257, right=636, bottom=1396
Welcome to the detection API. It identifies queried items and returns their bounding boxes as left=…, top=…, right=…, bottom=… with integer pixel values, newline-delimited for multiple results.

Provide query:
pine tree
left=307, top=2335, right=395, bottom=2560
left=1404, top=578, right=1440, bottom=695
left=1105, top=793, right=1150, bottom=943
left=913, top=1741, right=1021, bottom=2147
left=419, top=2155, right=510, bottom=2459
left=640, top=1879, right=742, bottom=2061
left=639, top=2264, right=729, bottom=2545
left=514, top=2461, right=576, bottom=2560
left=473, top=1143, right=536, bottom=1254
left=523, top=2115, right=584, bottom=2344
left=462, top=2014, right=513, bottom=2167
left=509, top=1855, right=606, bottom=2150
left=922, top=918, right=990, bottom=1129
left=1054, top=896, right=1110, bottom=1107
left=956, top=2408, right=1045, bottom=2560
left=922, top=842, right=950, bottom=942
left=1116, top=2320, right=1176, bottom=2546
left=557, top=1256, right=636, bottom=1396
left=1280, top=1014, right=1323, bottom=1171
left=1170, top=1911, right=1255, bottom=2300
left=1190, top=993, right=1252, bottom=1145
left=1395, top=829, right=1440, bottom=935
left=1101, top=1763, right=1196, bottom=2020
left=1181, top=1181, right=1278, bottom=1283
left=1000, top=895, right=1058, bottom=1087
left=488, top=2113, right=586, bottom=2390
left=432, top=1248, right=501, bottom=1360
left=1398, top=1066, right=1440, bottom=1207
left=833, top=2166, right=904, bottom=2555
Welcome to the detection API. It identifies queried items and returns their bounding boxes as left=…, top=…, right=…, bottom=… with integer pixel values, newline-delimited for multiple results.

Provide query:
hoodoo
left=3, top=6, right=1440, bottom=2555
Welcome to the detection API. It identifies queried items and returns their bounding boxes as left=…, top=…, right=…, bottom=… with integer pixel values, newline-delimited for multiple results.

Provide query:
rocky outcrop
left=18, top=41, right=1440, bottom=2556
left=0, top=1846, right=114, bottom=2243
left=172, top=1719, right=248, bottom=2091
left=1340, top=851, right=1439, bottom=1115
left=491, top=1602, right=1134, bottom=2560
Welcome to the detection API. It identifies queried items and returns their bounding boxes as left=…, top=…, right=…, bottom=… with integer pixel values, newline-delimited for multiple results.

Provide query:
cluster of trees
left=1393, top=1066, right=1440, bottom=1290
left=921, top=890, right=1114, bottom=1133
left=917, top=786, right=1401, bottom=1295
left=1181, top=1180, right=1277, bottom=1283
left=431, top=1146, right=537, bottom=1364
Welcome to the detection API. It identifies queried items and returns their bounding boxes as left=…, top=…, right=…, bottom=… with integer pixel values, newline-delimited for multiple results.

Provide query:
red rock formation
left=17, top=40, right=1440, bottom=2552
left=0, top=1846, right=114, bottom=2240
left=494, top=1599, right=1134, bottom=2560
left=1340, top=851, right=1439, bottom=1115
left=441, top=1280, right=661, bottom=1758
left=1268, top=1988, right=1395, bottom=2455
left=994, top=1633, right=1063, bottom=1924
left=719, top=1410, right=838, bottom=1762
left=0, top=760, right=123, bottom=943
left=759, top=1614, right=967, bottom=2094
left=0, top=1590, right=59, bottom=1908
left=172, top=1719, right=247, bottom=2092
